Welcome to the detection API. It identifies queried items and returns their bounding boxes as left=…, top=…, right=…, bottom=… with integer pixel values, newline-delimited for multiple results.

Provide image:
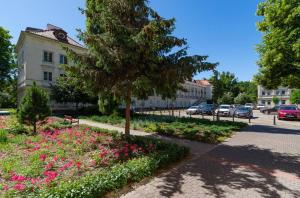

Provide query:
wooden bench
left=64, top=115, right=79, bottom=125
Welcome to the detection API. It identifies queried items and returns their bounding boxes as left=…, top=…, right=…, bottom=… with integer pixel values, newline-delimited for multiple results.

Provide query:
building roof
left=193, top=79, right=211, bottom=86
left=24, top=24, right=84, bottom=48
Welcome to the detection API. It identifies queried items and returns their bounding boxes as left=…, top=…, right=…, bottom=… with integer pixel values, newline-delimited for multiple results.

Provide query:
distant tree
left=256, top=0, right=300, bottom=89
left=51, top=73, right=97, bottom=110
left=0, top=26, right=17, bottom=108
left=272, top=97, right=280, bottom=105
left=217, top=92, right=234, bottom=104
left=236, top=81, right=257, bottom=102
left=65, top=0, right=217, bottom=135
left=290, top=90, right=300, bottom=105
left=18, top=82, right=51, bottom=134
left=98, top=92, right=120, bottom=115
left=210, top=71, right=238, bottom=103
left=234, top=93, right=253, bottom=105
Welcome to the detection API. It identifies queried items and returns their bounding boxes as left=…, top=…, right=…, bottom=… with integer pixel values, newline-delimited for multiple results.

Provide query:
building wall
left=257, top=85, right=292, bottom=107
left=17, top=33, right=86, bottom=108
left=132, top=81, right=212, bottom=109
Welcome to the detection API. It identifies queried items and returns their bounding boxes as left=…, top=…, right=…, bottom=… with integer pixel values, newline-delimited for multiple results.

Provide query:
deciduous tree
left=290, top=89, right=300, bottom=105
left=256, top=0, right=300, bottom=88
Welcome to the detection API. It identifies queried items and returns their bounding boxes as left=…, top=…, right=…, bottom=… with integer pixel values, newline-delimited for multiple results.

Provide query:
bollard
left=249, top=116, right=251, bottom=123
left=217, top=112, right=220, bottom=121
left=179, top=111, right=180, bottom=117
left=202, top=113, right=204, bottom=119
left=160, top=110, right=162, bottom=116
left=232, top=114, right=235, bottom=122
left=273, top=115, right=276, bottom=125
left=190, top=114, right=191, bottom=119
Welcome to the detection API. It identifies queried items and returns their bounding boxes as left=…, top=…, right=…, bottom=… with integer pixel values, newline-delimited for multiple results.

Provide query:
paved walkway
left=80, top=120, right=300, bottom=198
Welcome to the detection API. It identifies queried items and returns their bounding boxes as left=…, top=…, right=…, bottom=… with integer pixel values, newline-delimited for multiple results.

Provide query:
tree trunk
left=33, top=122, right=37, bottom=135
left=125, top=88, right=132, bottom=136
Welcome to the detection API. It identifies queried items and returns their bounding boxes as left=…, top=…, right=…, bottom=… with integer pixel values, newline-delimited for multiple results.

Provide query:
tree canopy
left=0, top=26, right=17, bottom=108
left=290, top=89, right=300, bottom=104
left=65, top=0, right=217, bottom=135
left=256, top=0, right=300, bottom=88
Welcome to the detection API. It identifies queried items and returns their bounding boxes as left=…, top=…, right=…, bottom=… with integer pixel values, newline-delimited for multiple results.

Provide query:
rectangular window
left=59, top=54, right=68, bottom=64
left=262, top=91, right=265, bottom=95
left=44, top=72, right=48, bottom=80
left=281, top=90, right=285, bottom=95
left=48, top=72, right=52, bottom=81
left=43, top=51, right=53, bottom=63
left=281, top=100, right=286, bottom=105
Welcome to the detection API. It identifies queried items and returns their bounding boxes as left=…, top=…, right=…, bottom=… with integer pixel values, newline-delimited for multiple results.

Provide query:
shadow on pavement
left=155, top=144, right=300, bottom=198
left=243, top=124, right=300, bottom=135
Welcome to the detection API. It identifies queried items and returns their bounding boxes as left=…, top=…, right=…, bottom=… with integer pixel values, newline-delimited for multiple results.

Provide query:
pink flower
left=13, top=183, right=25, bottom=191
left=11, top=174, right=27, bottom=182
left=114, top=152, right=120, bottom=158
left=53, top=156, right=59, bottom=162
left=45, top=161, right=54, bottom=170
left=44, top=171, right=58, bottom=182
left=3, top=185, right=9, bottom=191
left=39, top=154, right=47, bottom=161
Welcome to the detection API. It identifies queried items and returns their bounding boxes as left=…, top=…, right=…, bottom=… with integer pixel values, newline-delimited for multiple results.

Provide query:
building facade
left=16, top=24, right=86, bottom=109
left=132, top=80, right=213, bottom=109
left=257, top=85, right=292, bottom=107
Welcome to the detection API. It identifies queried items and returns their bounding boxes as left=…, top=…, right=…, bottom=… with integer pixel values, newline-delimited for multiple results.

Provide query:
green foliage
left=84, top=114, right=247, bottom=144
left=234, top=93, right=253, bottom=105
left=290, top=89, right=300, bottom=104
left=65, top=0, right=217, bottom=134
left=256, top=0, right=300, bottom=88
left=51, top=73, right=97, bottom=109
left=272, top=96, right=280, bottom=105
left=98, top=92, right=120, bottom=115
left=0, top=26, right=17, bottom=108
left=217, top=92, right=234, bottom=104
left=18, top=82, right=51, bottom=133
left=0, top=129, right=8, bottom=143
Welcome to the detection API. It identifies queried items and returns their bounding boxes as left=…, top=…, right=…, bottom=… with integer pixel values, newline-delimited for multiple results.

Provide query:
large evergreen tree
left=18, top=82, right=51, bottom=134
left=256, top=0, right=300, bottom=88
left=65, top=0, right=217, bottom=135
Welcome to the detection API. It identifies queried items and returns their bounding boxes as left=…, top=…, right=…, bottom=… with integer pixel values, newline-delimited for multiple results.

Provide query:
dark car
left=201, top=104, right=217, bottom=115
left=261, top=105, right=280, bottom=114
left=234, top=107, right=253, bottom=118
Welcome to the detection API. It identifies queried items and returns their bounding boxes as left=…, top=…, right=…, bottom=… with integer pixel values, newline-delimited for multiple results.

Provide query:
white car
left=256, top=104, right=266, bottom=110
left=216, top=104, right=231, bottom=116
left=186, top=106, right=201, bottom=115
left=245, top=103, right=254, bottom=109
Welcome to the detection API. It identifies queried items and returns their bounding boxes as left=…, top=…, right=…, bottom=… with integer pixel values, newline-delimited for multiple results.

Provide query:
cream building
left=16, top=24, right=86, bottom=109
left=132, top=80, right=212, bottom=109
left=16, top=24, right=212, bottom=110
left=257, top=85, right=292, bottom=107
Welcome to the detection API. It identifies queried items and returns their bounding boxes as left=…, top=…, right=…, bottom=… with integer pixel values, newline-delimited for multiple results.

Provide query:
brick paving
left=80, top=117, right=300, bottom=198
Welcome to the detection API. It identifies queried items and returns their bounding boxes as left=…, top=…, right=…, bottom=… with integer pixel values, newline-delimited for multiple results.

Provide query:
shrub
left=18, top=82, right=51, bottom=134
left=0, top=129, right=8, bottom=143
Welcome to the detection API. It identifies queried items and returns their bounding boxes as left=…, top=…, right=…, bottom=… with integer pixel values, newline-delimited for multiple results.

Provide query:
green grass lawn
left=80, top=114, right=248, bottom=144
left=0, top=116, right=188, bottom=197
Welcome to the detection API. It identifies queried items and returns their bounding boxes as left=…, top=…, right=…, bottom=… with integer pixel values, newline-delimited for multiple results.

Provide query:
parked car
left=245, top=103, right=255, bottom=109
left=234, top=107, right=253, bottom=118
left=256, top=104, right=266, bottom=110
left=216, top=104, right=231, bottom=116
left=201, top=104, right=217, bottom=115
left=277, top=105, right=300, bottom=120
left=261, top=105, right=280, bottom=114
left=186, top=106, right=201, bottom=115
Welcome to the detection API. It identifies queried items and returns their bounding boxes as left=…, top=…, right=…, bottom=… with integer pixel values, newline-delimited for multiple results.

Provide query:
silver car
left=186, top=106, right=201, bottom=115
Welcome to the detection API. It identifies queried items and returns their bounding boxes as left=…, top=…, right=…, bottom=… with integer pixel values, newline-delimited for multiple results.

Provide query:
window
left=281, top=100, right=286, bottom=105
left=281, top=90, right=285, bottom=95
left=43, top=72, right=52, bottom=81
left=262, top=91, right=265, bottom=95
left=43, top=51, right=53, bottom=63
left=267, top=101, right=271, bottom=105
left=262, top=100, right=265, bottom=104
left=44, top=72, right=48, bottom=80
left=59, top=54, right=68, bottom=64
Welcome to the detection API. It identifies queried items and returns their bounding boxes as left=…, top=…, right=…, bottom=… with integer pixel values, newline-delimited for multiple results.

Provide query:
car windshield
left=237, top=107, right=249, bottom=111
left=220, top=106, right=230, bottom=109
left=279, top=106, right=297, bottom=110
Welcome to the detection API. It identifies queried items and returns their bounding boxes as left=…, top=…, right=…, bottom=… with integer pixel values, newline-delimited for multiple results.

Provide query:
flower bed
left=0, top=125, right=188, bottom=197
left=0, top=116, right=8, bottom=129
left=81, top=114, right=248, bottom=143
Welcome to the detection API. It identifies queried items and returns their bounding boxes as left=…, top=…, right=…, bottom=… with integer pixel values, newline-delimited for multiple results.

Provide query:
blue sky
left=0, top=0, right=262, bottom=81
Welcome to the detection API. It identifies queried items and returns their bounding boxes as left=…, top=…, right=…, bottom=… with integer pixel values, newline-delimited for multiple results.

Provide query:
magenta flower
left=39, top=154, right=47, bottom=161
left=13, top=183, right=25, bottom=191
left=11, top=174, right=27, bottom=182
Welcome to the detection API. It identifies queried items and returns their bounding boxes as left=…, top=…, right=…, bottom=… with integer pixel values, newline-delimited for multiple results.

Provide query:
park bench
left=64, top=115, right=79, bottom=125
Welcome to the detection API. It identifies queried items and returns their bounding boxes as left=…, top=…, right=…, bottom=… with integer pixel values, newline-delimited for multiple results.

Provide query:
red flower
left=13, top=183, right=25, bottom=191
left=114, top=152, right=120, bottom=158
left=11, top=174, right=27, bottom=182
left=39, top=154, right=47, bottom=161
left=76, top=162, right=81, bottom=170
left=3, top=185, right=9, bottom=191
